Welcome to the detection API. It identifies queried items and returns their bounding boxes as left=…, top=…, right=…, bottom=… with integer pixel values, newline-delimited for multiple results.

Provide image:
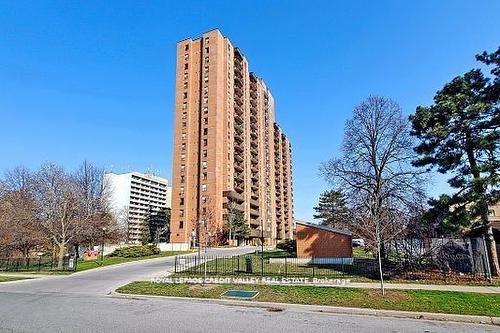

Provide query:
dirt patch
left=188, top=284, right=217, bottom=292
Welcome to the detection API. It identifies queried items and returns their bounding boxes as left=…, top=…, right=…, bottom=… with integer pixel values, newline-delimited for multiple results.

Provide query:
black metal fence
left=174, top=254, right=379, bottom=279
left=174, top=238, right=492, bottom=282
left=0, top=256, right=77, bottom=272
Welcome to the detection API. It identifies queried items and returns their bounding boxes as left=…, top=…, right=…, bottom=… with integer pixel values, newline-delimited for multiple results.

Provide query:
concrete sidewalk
left=345, top=281, right=500, bottom=294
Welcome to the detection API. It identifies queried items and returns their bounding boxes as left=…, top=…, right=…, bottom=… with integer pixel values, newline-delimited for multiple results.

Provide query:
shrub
left=276, top=239, right=297, bottom=255
left=109, top=245, right=160, bottom=258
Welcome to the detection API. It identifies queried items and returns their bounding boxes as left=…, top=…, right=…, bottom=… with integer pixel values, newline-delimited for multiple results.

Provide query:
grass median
left=75, top=250, right=193, bottom=272
left=0, top=276, right=31, bottom=283
left=116, top=282, right=500, bottom=317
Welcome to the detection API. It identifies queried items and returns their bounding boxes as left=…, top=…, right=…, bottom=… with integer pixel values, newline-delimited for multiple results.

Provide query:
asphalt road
left=0, top=246, right=498, bottom=333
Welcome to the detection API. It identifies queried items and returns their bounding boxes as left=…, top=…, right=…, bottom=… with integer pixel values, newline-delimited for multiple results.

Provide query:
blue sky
left=1, top=1, right=499, bottom=221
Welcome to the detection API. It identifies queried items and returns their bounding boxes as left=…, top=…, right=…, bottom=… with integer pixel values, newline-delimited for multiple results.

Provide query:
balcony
left=250, top=198, right=259, bottom=208
left=250, top=229, right=271, bottom=238
left=234, top=75, right=243, bottom=88
left=224, top=190, right=244, bottom=203
left=234, top=163, right=244, bottom=172
left=250, top=219, right=260, bottom=227
left=251, top=173, right=258, bottom=181
left=250, top=131, right=258, bottom=140
left=234, top=153, right=243, bottom=163
left=250, top=99, right=257, bottom=108
left=250, top=208, right=259, bottom=217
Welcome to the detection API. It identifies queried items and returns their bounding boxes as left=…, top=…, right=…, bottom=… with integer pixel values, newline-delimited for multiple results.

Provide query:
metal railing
left=0, top=257, right=77, bottom=272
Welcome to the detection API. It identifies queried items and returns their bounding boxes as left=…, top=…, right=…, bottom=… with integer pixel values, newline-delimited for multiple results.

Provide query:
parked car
left=352, top=238, right=365, bottom=247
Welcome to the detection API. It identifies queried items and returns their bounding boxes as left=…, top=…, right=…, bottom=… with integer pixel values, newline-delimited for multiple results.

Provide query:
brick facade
left=295, top=221, right=352, bottom=258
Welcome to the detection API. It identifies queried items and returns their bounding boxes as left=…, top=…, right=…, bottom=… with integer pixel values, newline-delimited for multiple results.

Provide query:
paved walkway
left=346, top=281, right=500, bottom=294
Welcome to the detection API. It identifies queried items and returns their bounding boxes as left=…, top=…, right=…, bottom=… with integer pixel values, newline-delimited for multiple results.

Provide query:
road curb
left=110, top=291, right=500, bottom=326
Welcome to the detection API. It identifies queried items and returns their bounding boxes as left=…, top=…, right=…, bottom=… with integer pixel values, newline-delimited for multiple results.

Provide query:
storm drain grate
left=221, top=290, right=259, bottom=299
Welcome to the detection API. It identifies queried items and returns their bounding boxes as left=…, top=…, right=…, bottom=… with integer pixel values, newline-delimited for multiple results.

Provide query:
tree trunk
left=486, top=225, right=499, bottom=276
left=56, top=244, right=65, bottom=270
left=377, top=238, right=385, bottom=296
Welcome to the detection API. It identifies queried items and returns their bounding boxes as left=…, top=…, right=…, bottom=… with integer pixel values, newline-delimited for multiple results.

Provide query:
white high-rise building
left=104, top=172, right=172, bottom=243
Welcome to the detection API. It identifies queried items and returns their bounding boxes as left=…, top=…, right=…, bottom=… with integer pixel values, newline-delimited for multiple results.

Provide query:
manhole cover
left=221, top=290, right=259, bottom=299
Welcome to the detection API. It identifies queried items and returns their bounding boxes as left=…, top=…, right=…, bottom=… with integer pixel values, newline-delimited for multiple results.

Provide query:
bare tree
left=71, top=161, right=120, bottom=255
left=32, top=163, right=84, bottom=270
left=0, top=167, right=46, bottom=259
left=320, top=96, right=427, bottom=294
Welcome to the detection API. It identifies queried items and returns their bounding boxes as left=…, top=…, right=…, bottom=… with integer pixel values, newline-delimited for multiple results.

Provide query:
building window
left=181, top=143, right=186, bottom=150
left=179, top=221, right=184, bottom=229
left=183, top=92, right=187, bottom=99
left=182, top=122, right=187, bottom=128
left=182, top=112, right=187, bottom=119
left=203, top=118, right=208, bottom=125
left=204, top=76, right=208, bottom=82
left=204, top=97, right=208, bottom=103
left=202, top=161, right=207, bottom=169
left=184, top=63, right=188, bottom=70
left=184, top=54, right=188, bottom=60
left=205, top=47, right=209, bottom=53
left=180, top=186, right=184, bottom=193
left=203, top=139, right=208, bottom=146
left=180, top=175, right=185, bottom=183
left=202, top=150, right=207, bottom=157
left=181, top=133, right=186, bottom=140
left=201, top=184, right=207, bottom=192
left=203, top=106, right=208, bottom=113
left=185, top=44, right=189, bottom=51
left=204, top=66, right=209, bottom=73
left=204, top=56, right=209, bottom=63
left=181, top=154, right=186, bottom=161
left=183, top=82, right=188, bottom=89
left=204, top=37, right=209, bottom=44
left=179, top=209, right=184, bottom=217
left=203, top=87, right=208, bottom=94
left=180, top=164, right=185, bottom=172
left=183, top=73, right=188, bottom=80
left=201, top=196, right=207, bottom=203
left=203, top=128, right=208, bottom=135
left=180, top=197, right=184, bottom=205
left=182, top=103, right=187, bottom=110
left=202, top=172, right=207, bottom=180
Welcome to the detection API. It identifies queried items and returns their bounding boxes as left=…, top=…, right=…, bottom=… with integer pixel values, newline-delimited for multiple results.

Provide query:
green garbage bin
left=245, top=256, right=253, bottom=273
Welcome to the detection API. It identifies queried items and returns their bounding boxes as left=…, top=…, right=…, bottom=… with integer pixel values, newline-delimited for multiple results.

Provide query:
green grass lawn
left=0, top=276, right=31, bottom=282
left=116, top=282, right=500, bottom=317
left=75, top=250, right=193, bottom=272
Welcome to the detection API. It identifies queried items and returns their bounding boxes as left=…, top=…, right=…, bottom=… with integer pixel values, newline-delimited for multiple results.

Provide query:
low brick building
left=295, top=221, right=352, bottom=259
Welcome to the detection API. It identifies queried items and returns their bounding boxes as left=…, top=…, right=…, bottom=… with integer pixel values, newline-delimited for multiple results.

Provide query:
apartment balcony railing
left=234, top=133, right=244, bottom=144
left=250, top=208, right=259, bottom=217
left=234, top=153, right=244, bottom=163
left=234, top=163, right=244, bottom=172
left=250, top=131, right=258, bottom=140
left=250, top=198, right=259, bottom=208
left=251, top=173, right=258, bottom=181
left=234, top=75, right=243, bottom=88
left=250, top=99, right=257, bottom=108
left=234, top=172, right=244, bottom=183
left=223, top=190, right=244, bottom=203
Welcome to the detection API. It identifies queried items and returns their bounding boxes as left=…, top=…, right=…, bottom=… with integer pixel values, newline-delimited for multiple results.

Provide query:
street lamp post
left=101, top=227, right=107, bottom=263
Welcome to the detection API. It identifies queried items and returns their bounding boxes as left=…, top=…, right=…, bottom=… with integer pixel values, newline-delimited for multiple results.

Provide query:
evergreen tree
left=410, top=47, right=500, bottom=275
left=313, top=190, right=349, bottom=228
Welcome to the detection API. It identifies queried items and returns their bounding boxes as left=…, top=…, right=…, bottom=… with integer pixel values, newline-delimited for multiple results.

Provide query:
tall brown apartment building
left=170, top=29, right=293, bottom=247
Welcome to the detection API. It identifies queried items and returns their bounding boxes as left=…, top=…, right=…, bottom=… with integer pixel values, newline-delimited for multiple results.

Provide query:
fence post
left=237, top=255, right=240, bottom=274
left=285, top=258, right=287, bottom=277
left=174, top=256, right=177, bottom=273
left=342, top=257, right=345, bottom=278
left=215, top=257, right=218, bottom=275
